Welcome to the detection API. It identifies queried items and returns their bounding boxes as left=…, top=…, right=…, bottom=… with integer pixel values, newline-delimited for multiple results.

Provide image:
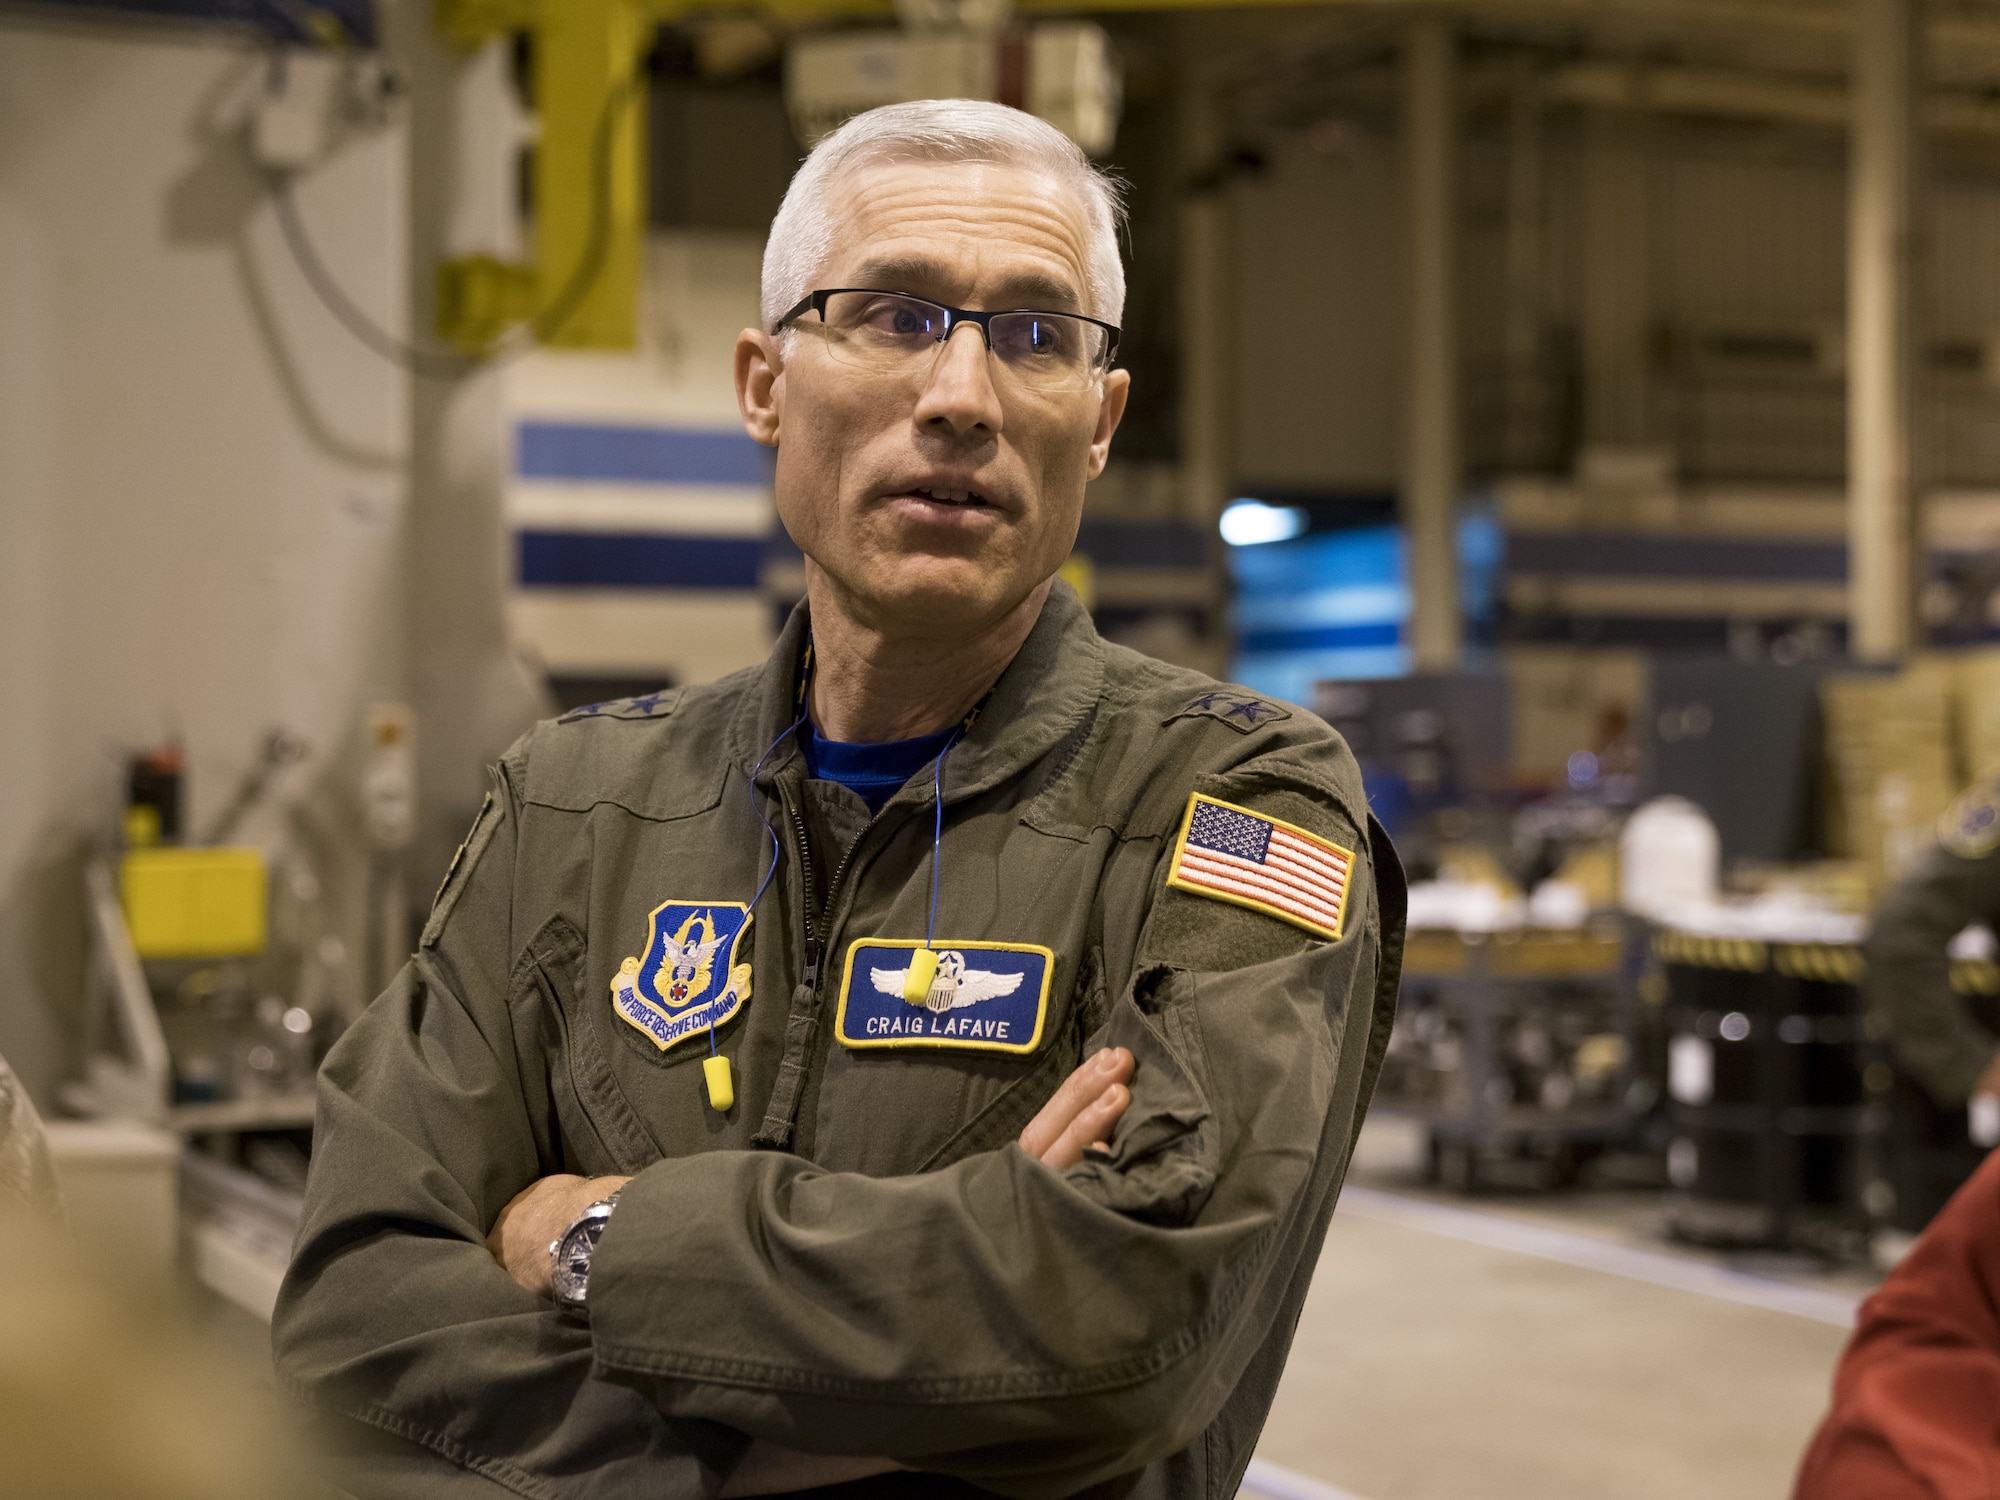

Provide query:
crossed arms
left=273, top=759, right=1397, bottom=1500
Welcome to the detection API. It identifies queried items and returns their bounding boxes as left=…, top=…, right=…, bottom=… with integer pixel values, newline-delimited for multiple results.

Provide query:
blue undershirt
left=802, top=722, right=957, bottom=814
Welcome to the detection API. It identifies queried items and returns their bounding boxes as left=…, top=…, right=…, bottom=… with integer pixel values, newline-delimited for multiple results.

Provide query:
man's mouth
left=903, top=485, right=991, bottom=508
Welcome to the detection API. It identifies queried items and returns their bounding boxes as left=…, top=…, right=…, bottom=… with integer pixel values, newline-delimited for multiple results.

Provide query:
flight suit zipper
left=756, top=789, right=873, bottom=1149
left=788, top=801, right=821, bottom=991
left=788, top=798, right=872, bottom=996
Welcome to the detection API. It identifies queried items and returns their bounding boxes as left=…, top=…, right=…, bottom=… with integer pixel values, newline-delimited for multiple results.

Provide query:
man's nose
left=913, top=321, right=1004, bottom=436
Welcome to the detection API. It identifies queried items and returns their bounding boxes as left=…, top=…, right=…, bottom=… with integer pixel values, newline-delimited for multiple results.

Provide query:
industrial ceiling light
left=1220, top=499, right=1308, bottom=547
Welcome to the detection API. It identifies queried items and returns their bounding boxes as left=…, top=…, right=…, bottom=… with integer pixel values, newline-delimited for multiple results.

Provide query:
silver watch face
left=551, top=1205, right=613, bottom=1308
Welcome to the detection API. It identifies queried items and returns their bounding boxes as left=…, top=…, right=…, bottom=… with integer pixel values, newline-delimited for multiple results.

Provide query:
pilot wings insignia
left=870, top=950, right=1024, bottom=1013
left=837, top=938, right=1053, bottom=1055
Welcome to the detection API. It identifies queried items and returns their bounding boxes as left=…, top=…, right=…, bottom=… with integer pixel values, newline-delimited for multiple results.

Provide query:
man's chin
left=820, top=559, right=1043, bottom=639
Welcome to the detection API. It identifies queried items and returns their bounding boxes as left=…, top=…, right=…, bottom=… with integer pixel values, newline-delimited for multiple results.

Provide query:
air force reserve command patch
left=1941, top=781, right=2000, bottom=859
left=1168, top=792, right=1354, bottom=940
left=610, top=900, right=753, bottom=1052
left=835, top=939, right=1052, bottom=1054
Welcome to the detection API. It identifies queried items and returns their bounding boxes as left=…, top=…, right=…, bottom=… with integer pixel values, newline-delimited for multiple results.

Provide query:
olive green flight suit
left=273, top=582, right=1405, bottom=1500
left=1867, top=782, right=2000, bottom=1107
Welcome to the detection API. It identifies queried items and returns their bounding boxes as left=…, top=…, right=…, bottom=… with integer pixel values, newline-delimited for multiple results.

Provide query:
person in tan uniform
left=275, top=100, right=1403, bottom=1499
left=1866, top=779, right=2000, bottom=1227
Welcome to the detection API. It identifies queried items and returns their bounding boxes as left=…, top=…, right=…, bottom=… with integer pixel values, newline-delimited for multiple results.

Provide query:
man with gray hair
left=275, top=99, right=1402, bottom=1499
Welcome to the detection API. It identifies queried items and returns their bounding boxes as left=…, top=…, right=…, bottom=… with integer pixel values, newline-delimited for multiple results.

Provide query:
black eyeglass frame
left=775, top=289, right=1122, bottom=370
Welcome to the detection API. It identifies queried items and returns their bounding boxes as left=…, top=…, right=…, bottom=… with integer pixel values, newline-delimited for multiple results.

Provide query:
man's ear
left=1084, top=367, right=1131, bottom=481
left=736, top=329, right=783, bottom=447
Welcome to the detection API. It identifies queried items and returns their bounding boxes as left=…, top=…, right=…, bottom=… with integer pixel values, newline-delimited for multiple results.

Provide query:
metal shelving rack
left=1381, top=924, right=1648, bottom=1192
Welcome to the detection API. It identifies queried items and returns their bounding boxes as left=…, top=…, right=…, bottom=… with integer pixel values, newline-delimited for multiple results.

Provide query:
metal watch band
left=549, top=1190, right=621, bottom=1314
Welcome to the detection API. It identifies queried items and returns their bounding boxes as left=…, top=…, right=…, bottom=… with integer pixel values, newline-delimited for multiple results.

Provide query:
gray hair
left=761, top=100, right=1127, bottom=333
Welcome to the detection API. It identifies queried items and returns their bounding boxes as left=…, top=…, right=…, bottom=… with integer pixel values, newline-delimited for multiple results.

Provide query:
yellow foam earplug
left=702, top=1054, right=734, bottom=1112
left=902, top=947, right=941, bottom=1006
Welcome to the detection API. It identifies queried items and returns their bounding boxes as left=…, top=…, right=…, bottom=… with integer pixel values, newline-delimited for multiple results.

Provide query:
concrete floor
left=1243, top=1120, right=1869, bottom=1500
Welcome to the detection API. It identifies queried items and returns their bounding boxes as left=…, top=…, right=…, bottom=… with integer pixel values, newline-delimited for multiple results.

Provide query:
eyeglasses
left=775, top=289, right=1120, bottom=394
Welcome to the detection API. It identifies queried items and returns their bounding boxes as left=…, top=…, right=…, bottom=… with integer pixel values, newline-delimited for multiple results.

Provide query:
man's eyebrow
left=846, top=256, right=1084, bottom=313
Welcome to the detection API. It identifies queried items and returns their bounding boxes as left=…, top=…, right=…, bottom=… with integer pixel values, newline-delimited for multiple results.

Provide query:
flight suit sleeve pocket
left=1141, top=770, right=1367, bottom=974
left=1061, top=964, right=1218, bottom=1226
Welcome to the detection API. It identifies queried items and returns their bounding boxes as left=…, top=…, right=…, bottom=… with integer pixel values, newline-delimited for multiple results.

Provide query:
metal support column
left=389, top=0, right=549, bottom=892
left=1848, top=0, right=1924, bottom=663
left=1403, top=18, right=1461, bottom=671
left=1178, top=67, right=1231, bottom=532
left=1502, top=77, right=1545, bottom=472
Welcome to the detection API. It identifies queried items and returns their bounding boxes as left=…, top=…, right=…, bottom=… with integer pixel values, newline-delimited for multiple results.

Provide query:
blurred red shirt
left=1794, top=1149, right=2000, bottom=1499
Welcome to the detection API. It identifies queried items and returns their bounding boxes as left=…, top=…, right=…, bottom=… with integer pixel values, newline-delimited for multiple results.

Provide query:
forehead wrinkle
left=846, top=254, right=1081, bottom=313
left=825, top=164, right=1093, bottom=310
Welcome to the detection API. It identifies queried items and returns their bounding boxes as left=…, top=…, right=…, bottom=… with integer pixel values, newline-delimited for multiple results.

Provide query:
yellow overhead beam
left=431, top=0, right=2000, bottom=353
left=535, top=0, right=653, bottom=348
left=435, top=0, right=652, bottom=350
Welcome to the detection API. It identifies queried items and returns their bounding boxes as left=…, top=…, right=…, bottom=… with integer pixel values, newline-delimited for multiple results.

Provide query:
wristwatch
left=549, top=1191, right=620, bottom=1315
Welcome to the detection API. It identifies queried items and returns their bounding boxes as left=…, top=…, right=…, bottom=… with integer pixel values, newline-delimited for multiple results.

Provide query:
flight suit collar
left=737, top=579, right=1105, bottom=807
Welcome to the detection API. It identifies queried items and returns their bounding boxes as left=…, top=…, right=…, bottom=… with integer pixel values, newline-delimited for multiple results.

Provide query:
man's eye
left=1001, top=317, right=1071, bottom=359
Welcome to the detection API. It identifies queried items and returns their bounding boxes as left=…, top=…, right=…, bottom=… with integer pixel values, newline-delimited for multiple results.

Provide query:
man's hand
left=487, top=1047, right=1132, bottom=1296
left=486, top=1173, right=630, bottom=1296
left=1020, top=1046, right=1133, bottom=1168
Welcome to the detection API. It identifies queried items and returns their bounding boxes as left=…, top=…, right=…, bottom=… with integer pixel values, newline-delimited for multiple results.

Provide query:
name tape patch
left=835, top=939, right=1052, bottom=1054
left=1167, top=792, right=1354, bottom=940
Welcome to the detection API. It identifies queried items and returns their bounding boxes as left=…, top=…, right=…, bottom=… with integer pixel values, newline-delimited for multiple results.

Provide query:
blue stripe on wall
left=1239, top=622, right=1403, bottom=653
left=517, top=423, right=773, bottom=486
left=517, top=531, right=765, bottom=589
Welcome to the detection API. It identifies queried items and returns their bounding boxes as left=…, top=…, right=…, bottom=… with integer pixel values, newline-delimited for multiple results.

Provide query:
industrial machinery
left=1385, top=925, right=1647, bottom=1192
left=1656, top=926, right=1884, bottom=1257
left=62, top=727, right=380, bottom=1319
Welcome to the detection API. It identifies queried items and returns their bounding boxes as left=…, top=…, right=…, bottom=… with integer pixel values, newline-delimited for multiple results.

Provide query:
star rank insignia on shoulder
left=1167, top=688, right=1292, bottom=734
left=559, top=688, right=680, bottom=724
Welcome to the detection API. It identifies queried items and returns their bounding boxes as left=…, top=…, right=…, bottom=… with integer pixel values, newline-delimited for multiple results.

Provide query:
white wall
left=503, top=229, right=776, bottom=685
left=0, top=17, right=410, bottom=1105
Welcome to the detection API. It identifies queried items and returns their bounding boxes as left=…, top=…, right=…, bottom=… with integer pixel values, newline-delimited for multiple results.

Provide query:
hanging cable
left=269, top=175, right=473, bottom=378
left=744, top=711, right=810, bottom=921
left=923, top=730, right=960, bottom=952
left=266, top=42, right=648, bottom=376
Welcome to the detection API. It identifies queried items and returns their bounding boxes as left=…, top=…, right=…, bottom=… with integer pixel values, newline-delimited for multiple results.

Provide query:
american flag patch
left=1166, top=793, right=1354, bottom=940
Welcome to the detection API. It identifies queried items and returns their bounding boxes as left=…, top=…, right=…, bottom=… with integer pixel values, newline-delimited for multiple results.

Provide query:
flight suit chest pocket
left=807, top=944, right=1108, bottom=1176
left=509, top=914, right=660, bottom=1178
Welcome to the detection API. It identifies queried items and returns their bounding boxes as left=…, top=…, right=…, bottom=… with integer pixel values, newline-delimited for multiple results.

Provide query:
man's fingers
left=1037, top=1083, right=1130, bottom=1171
left=1019, top=1047, right=1133, bottom=1163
